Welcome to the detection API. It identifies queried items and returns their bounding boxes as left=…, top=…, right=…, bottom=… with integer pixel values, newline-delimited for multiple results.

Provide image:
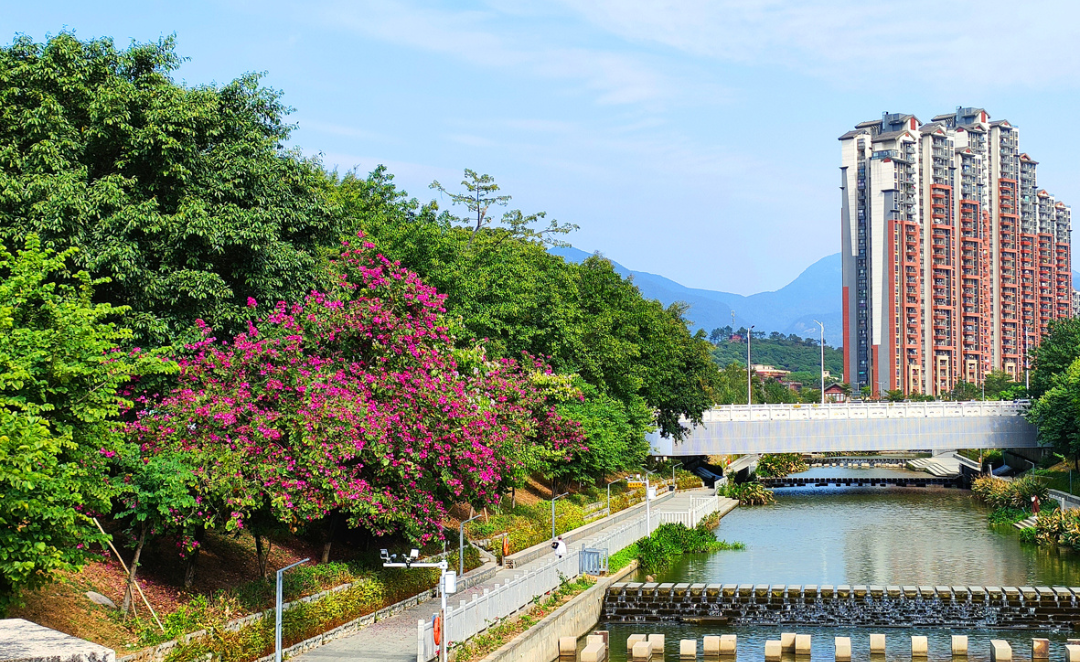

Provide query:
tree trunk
left=254, top=533, right=272, bottom=579
left=122, top=524, right=147, bottom=616
left=320, top=513, right=338, bottom=564
left=183, top=527, right=205, bottom=589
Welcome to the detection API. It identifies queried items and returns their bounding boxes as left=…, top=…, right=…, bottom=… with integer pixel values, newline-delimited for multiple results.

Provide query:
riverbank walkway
left=295, top=488, right=735, bottom=662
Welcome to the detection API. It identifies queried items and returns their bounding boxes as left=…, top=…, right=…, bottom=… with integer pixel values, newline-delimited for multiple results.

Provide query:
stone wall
left=604, top=584, right=1080, bottom=631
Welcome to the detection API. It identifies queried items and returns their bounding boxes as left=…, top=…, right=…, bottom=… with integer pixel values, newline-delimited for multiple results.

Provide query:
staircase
left=1014, top=515, right=1038, bottom=530
left=906, top=455, right=962, bottom=477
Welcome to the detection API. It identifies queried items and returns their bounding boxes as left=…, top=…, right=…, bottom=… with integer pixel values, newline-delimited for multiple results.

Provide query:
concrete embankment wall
left=604, top=584, right=1080, bottom=631
left=477, top=562, right=638, bottom=662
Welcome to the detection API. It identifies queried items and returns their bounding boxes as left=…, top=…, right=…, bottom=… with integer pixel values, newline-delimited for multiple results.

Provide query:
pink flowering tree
left=134, top=236, right=583, bottom=576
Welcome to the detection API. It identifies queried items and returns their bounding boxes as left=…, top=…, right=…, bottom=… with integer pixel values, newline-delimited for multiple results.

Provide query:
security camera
left=380, top=549, right=390, bottom=562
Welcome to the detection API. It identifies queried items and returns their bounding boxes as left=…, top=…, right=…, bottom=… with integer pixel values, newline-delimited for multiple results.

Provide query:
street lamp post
left=814, top=320, right=826, bottom=404
left=382, top=549, right=455, bottom=662
left=275, top=558, right=311, bottom=662
left=551, top=491, right=569, bottom=541
left=459, top=514, right=481, bottom=578
left=642, top=468, right=658, bottom=536
left=606, top=477, right=628, bottom=518
left=747, top=325, right=756, bottom=407
left=671, top=462, right=683, bottom=487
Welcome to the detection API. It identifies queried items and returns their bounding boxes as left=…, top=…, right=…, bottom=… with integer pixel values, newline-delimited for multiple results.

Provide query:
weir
left=603, top=584, right=1080, bottom=631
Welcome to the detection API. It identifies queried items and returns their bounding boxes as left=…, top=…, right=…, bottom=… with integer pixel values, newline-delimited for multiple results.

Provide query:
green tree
left=0, top=33, right=342, bottom=347
left=1028, top=357, right=1080, bottom=466
left=0, top=236, right=174, bottom=612
left=1031, top=318, right=1080, bottom=398
left=983, top=370, right=1022, bottom=400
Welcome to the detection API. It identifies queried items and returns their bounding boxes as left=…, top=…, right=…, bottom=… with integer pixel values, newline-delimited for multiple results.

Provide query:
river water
left=590, top=465, right=1080, bottom=661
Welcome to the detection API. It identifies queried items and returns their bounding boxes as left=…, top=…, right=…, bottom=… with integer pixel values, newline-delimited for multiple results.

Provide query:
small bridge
left=760, top=476, right=964, bottom=489
left=649, top=401, right=1036, bottom=456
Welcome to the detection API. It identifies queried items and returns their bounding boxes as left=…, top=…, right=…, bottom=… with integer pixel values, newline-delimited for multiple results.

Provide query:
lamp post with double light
left=382, top=549, right=455, bottom=662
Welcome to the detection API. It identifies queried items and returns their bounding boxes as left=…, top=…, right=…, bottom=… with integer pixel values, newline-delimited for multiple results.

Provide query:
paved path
left=294, top=489, right=730, bottom=662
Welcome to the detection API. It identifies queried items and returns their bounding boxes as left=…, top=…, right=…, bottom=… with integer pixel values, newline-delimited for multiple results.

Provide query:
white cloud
left=556, top=0, right=1080, bottom=89
left=296, top=0, right=707, bottom=107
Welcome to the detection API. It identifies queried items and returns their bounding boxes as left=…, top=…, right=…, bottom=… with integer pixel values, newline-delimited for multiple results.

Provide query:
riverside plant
left=971, top=475, right=1049, bottom=512
left=721, top=481, right=775, bottom=506
left=132, top=235, right=588, bottom=555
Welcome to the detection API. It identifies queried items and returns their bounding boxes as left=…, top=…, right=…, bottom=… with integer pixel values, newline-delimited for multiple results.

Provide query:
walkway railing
left=701, top=401, right=1028, bottom=423
left=417, top=495, right=718, bottom=661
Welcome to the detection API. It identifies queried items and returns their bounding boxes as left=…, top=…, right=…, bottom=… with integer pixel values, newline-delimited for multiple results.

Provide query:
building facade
left=840, top=107, right=1072, bottom=397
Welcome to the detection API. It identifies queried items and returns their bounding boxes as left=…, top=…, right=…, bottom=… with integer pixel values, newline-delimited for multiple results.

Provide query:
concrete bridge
left=649, top=401, right=1037, bottom=456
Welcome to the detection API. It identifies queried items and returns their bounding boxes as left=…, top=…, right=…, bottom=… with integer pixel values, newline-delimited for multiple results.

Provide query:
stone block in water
left=589, top=633, right=607, bottom=647
left=628, top=634, right=647, bottom=654
left=1069, top=639, right=1080, bottom=646
left=796, top=634, right=812, bottom=656
left=658, top=583, right=675, bottom=596
left=952, top=586, right=970, bottom=599
left=720, top=584, right=736, bottom=596
left=912, top=636, right=929, bottom=657
left=870, top=633, right=886, bottom=654
left=781, top=633, right=796, bottom=652
left=632, top=640, right=654, bottom=661
left=821, top=585, right=835, bottom=598
left=837, top=584, right=851, bottom=598
left=648, top=634, right=665, bottom=653
left=1053, top=586, right=1072, bottom=598
left=835, top=637, right=852, bottom=661
left=738, top=584, right=754, bottom=596
left=886, top=585, right=901, bottom=597
left=870, top=585, right=884, bottom=597
left=853, top=585, right=867, bottom=598
left=691, top=583, right=706, bottom=596
left=765, top=640, right=783, bottom=662
left=918, top=586, right=935, bottom=598
left=952, top=635, right=968, bottom=656
left=582, top=642, right=607, bottom=662
left=559, top=636, right=577, bottom=655
left=1032, top=638, right=1049, bottom=659
left=1066, top=644, right=1080, bottom=662
left=680, top=639, right=697, bottom=658
left=755, top=584, right=770, bottom=597
left=903, top=586, right=918, bottom=598
left=804, top=585, right=819, bottom=598
left=1020, top=586, right=1038, bottom=600
left=703, top=636, right=720, bottom=656
left=990, top=639, right=1012, bottom=662
left=720, top=634, right=737, bottom=655
left=771, top=585, right=786, bottom=597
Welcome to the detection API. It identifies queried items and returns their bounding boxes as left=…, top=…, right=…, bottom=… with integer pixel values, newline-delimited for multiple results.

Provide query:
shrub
left=972, top=475, right=1048, bottom=511
left=635, top=523, right=743, bottom=574
left=756, top=454, right=808, bottom=477
left=721, top=481, right=775, bottom=506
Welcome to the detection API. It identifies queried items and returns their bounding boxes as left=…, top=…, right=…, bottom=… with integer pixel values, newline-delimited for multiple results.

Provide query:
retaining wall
left=477, top=562, right=639, bottom=662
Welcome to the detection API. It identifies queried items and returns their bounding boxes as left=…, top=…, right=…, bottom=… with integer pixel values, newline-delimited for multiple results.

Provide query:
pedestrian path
left=294, top=488, right=732, bottom=662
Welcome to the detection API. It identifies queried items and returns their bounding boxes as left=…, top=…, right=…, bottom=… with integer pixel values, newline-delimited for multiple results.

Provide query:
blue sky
left=8, top=1, right=1080, bottom=293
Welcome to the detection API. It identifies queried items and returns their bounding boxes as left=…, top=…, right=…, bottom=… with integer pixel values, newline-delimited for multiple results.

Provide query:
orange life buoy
left=502, top=536, right=510, bottom=558
left=433, top=615, right=442, bottom=646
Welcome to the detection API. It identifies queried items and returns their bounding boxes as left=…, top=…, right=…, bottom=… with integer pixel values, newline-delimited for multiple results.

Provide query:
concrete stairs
left=1014, top=515, right=1038, bottom=530
left=906, top=456, right=961, bottom=478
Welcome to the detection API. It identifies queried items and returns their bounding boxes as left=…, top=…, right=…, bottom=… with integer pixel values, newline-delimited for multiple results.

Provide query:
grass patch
left=988, top=507, right=1029, bottom=526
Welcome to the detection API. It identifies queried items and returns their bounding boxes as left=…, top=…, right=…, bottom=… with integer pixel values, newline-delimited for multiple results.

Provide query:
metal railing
left=417, top=495, right=720, bottom=661
left=700, top=401, right=1027, bottom=423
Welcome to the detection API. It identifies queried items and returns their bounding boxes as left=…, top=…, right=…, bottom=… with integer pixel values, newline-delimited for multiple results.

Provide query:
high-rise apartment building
left=840, top=107, right=1072, bottom=397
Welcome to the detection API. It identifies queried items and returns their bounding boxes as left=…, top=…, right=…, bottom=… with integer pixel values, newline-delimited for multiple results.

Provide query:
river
left=590, top=465, right=1080, bottom=661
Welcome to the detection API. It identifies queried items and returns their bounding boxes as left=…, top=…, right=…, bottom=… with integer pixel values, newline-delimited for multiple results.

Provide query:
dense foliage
left=971, top=475, right=1049, bottom=511
left=636, top=523, right=743, bottom=574
left=330, top=168, right=721, bottom=442
left=710, top=328, right=843, bottom=377
left=0, top=236, right=173, bottom=610
left=755, top=454, right=809, bottom=477
left=720, top=481, right=775, bottom=506
left=134, top=239, right=586, bottom=553
left=0, top=33, right=341, bottom=347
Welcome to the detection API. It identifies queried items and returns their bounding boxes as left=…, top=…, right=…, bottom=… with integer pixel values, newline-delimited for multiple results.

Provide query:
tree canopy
left=0, top=33, right=341, bottom=347
left=0, top=236, right=173, bottom=609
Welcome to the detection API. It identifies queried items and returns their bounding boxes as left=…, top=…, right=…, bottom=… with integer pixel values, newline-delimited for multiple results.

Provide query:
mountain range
left=550, top=247, right=844, bottom=346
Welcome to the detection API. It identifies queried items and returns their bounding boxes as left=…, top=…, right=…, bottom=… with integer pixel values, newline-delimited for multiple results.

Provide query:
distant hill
left=550, top=247, right=843, bottom=346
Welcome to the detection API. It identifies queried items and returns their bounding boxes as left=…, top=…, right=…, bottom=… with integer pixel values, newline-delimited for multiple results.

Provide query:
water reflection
left=647, top=469, right=1080, bottom=588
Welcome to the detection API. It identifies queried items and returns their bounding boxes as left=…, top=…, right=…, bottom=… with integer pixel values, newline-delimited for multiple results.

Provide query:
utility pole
left=815, top=320, right=825, bottom=404
left=747, top=325, right=755, bottom=408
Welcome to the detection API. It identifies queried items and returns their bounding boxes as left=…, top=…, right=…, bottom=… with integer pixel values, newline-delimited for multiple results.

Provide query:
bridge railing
left=701, top=401, right=1028, bottom=423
